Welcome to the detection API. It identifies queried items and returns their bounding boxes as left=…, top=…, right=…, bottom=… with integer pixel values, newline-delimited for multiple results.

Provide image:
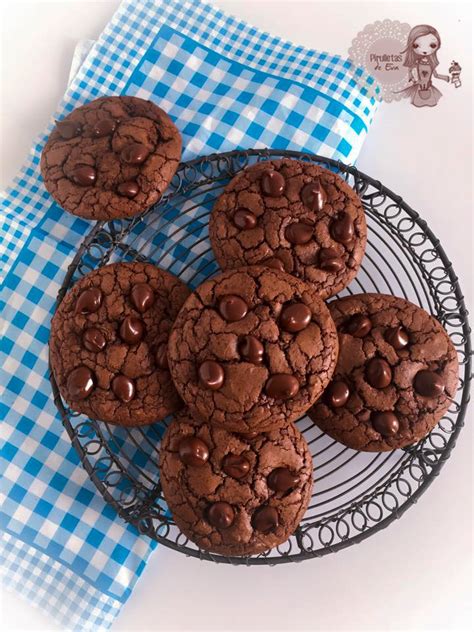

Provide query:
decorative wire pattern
left=50, top=150, right=472, bottom=565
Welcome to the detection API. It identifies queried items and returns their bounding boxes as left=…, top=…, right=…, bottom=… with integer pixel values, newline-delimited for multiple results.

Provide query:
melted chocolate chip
left=346, top=314, right=372, bottom=337
left=319, top=247, right=344, bottom=273
left=56, top=120, right=82, bottom=139
left=198, top=360, right=224, bottom=390
left=264, top=257, right=285, bottom=271
left=267, top=468, right=299, bottom=493
left=331, top=212, right=354, bottom=244
left=385, top=326, right=410, bottom=350
left=252, top=506, right=279, bottom=533
left=178, top=436, right=209, bottom=466
left=72, top=165, right=96, bottom=187
left=121, top=143, right=149, bottom=165
left=414, top=370, right=445, bottom=398
left=75, top=288, right=102, bottom=314
left=130, top=283, right=154, bottom=313
left=233, top=208, right=257, bottom=230
left=285, top=222, right=313, bottom=245
left=326, top=380, right=350, bottom=407
left=280, top=303, right=312, bottom=333
left=67, top=366, right=95, bottom=400
left=92, top=118, right=116, bottom=137
left=82, top=328, right=106, bottom=353
left=117, top=181, right=139, bottom=198
left=155, top=343, right=169, bottom=370
left=371, top=411, right=399, bottom=436
left=207, top=502, right=235, bottom=529
left=119, top=316, right=145, bottom=344
left=301, top=179, right=327, bottom=211
left=261, top=169, right=285, bottom=197
left=222, top=454, right=250, bottom=479
left=366, top=358, right=392, bottom=389
left=112, top=375, right=135, bottom=402
left=265, top=374, right=299, bottom=400
left=218, top=295, right=248, bottom=322
left=238, top=335, right=264, bottom=364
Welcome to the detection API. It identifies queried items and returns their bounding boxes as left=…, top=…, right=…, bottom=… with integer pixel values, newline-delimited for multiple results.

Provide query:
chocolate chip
left=67, top=366, right=95, bottom=400
left=119, top=316, right=145, bottom=344
left=233, top=208, right=257, bottom=230
left=121, top=143, right=149, bottom=165
left=130, top=283, right=154, bottom=313
left=72, top=165, right=96, bottom=187
left=222, top=454, right=250, bottom=479
left=75, top=288, right=102, bottom=314
left=385, top=326, right=410, bottom=349
left=207, top=502, right=235, bottom=529
left=280, top=303, right=312, bottom=333
left=319, top=247, right=344, bottom=273
left=218, top=295, right=248, bottom=322
left=267, top=468, right=299, bottom=492
left=414, top=370, right=445, bottom=398
left=261, top=169, right=285, bottom=197
left=366, top=358, right=392, bottom=389
left=239, top=431, right=260, bottom=440
left=178, top=436, right=209, bottom=466
left=326, top=380, right=350, bottom=407
left=331, top=212, right=354, bottom=244
left=372, top=411, right=399, bottom=436
left=285, top=222, right=313, bottom=245
left=82, top=328, right=106, bottom=353
left=117, top=181, right=139, bottom=198
left=252, top=506, right=279, bottom=533
left=56, top=120, right=82, bottom=139
left=346, top=314, right=372, bottom=337
left=265, top=374, right=299, bottom=400
left=155, top=343, right=169, bottom=370
left=92, top=118, right=116, bottom=137
left=301, top=179, right=327, bottom=211
left=198, top=360, right=224, bottom=390
left=112, top=375, right=135, bottom=402
left=238, top=335, right=264, bottom=364
left=264, top=257, right=285, bottom=271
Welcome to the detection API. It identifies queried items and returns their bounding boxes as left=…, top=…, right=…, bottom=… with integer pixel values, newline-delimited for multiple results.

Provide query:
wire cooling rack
left=50, top=149, right=472, bottom=564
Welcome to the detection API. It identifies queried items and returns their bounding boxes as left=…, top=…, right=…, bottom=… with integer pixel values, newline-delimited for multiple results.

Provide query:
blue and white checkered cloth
left=0, top=0, right=378, bottom=629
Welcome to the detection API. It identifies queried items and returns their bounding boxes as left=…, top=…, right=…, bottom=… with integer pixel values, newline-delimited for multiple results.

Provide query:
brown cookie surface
left=50, top=262, right=190, bottom=425
left=308, top=293, right=459, bottom=451
left=167, top=266, right=338, bottom=432
left=40, top=96, right=181, bottom=220
left=209, top=159, right=367, bottom=299
left=159, top=411, right=313, bottom=556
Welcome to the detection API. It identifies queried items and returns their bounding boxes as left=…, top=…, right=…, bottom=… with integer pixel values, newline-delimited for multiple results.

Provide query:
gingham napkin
left=0, top=0, right=379, bottom=629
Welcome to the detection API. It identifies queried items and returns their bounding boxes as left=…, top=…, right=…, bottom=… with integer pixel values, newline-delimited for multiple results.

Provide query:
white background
left=0, top=1, right=472, bottom=630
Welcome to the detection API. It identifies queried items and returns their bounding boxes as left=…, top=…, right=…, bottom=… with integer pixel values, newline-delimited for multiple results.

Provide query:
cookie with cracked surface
left=308, top=293, right=459, bottom=451
left=209, top=158, right=367, bottom=299
left=50, top=262, right=190, bottom=425
left=40, top=96, right=181, bottom=220
left=159, top=410, right=313, bottom=556
left=167, top=266, right=338, bottom=432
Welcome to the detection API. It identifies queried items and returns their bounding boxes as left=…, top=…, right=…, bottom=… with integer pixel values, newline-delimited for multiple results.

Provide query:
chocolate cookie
left=308, top=294, right=459, bottom=451
left=159, top=411, right=313, bottom=556
left=209, top=159, right=367, bottom=299
left=167, top=266, right=338, bottom=432
left=40, top=96, right=181, bottom=220
left=50, top=262, right=190, bottom=425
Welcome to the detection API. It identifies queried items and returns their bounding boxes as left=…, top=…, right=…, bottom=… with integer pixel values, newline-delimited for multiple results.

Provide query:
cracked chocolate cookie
left=167, top=266, right=338, bottom=432
left=308, top=293, right=459, bottom=451
left=209, top=158, right=367, bottom=299
left=50, top=262, right=190, bottom=425
left=40, top=96, right=181, bottom=220
left=159, top=410, right=313, bottom=556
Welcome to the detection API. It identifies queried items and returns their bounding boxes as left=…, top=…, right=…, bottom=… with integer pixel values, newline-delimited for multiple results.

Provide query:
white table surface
left=0, top=1, right=472, bottom=631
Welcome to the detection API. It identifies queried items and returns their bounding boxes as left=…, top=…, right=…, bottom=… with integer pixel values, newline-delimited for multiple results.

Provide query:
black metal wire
left=49, top=149, right=472, bottom=565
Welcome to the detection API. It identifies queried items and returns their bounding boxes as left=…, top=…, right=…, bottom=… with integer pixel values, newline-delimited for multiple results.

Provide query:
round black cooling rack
left=50, top=149, right=472, bottom=565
